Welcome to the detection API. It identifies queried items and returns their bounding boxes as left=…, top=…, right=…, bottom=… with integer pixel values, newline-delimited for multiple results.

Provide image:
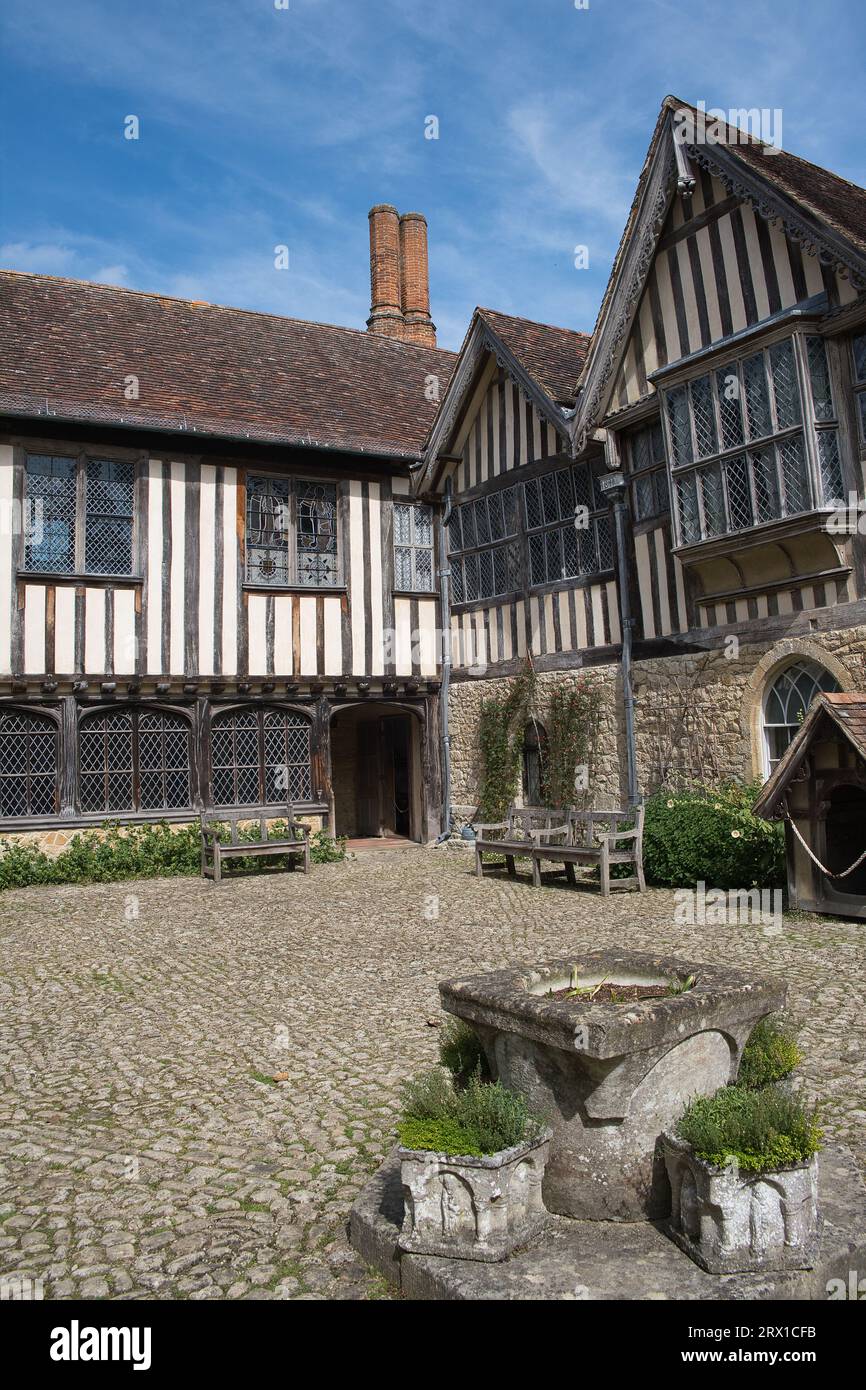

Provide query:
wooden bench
left=474, top=805, right=568, bottom=879
left=475, top=803, right=645, bottom=897
left=531, top=806, right=646, bottom=896
left=200, top=806, right=311, bottom=883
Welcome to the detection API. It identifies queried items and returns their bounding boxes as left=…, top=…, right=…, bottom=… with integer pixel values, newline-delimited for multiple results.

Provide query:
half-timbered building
left=419, top=97, right=866, bottom=820
left=0, top=206, right=456, bottom=844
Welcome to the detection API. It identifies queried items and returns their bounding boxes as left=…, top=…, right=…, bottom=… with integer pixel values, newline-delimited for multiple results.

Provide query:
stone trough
left=439, top=950, right=786, bottom=1220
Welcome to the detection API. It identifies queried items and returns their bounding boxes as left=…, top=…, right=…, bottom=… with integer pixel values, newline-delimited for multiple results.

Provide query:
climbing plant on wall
left=476, top=664, right=602, bottom=819
left=545, top=680, right=603, bottom=810
left=477, top=662, right=537, bottom=821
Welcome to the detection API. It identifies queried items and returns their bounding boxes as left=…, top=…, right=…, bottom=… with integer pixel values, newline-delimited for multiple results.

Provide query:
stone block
left=397, top=1129, right=551, bottom=1262
left=662, top=1134, right=821, bottom=1274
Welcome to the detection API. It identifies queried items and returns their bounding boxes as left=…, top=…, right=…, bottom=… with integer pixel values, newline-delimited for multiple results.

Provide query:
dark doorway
left=331, top=706, right=418, bottom=840
left=824, top=784, right=866, bottom=897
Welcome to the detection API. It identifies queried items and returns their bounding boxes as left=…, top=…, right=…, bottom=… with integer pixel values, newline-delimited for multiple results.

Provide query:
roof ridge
left=0, top=268, right=457, bottom=357
left=477, top=305, right=590, bottom=339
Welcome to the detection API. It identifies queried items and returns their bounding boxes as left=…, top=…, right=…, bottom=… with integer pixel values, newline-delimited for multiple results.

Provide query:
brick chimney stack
left=398, top=212, right=436, bottom=348
left=367, top=204, right=436, bottom=347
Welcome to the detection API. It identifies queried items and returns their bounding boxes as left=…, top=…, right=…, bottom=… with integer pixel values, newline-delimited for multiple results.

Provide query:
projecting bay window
left=447, top=485, right=521, bottom=604
left=523, top=463, right=612, bottom=587
left=246, top=476, right=339, bottom=587
left=22, top=455, right=135, bottom=576
left=625, top=421, right=670, bottom=523
left=393, top=502, right=435, bottom=592
left=664, top=335, right=845, bottom=547
left=852, top=331, right=866, bottom=442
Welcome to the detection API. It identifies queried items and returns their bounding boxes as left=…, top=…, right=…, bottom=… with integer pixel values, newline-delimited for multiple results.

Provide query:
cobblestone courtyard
left=1, top=846, right=864, bottom=1300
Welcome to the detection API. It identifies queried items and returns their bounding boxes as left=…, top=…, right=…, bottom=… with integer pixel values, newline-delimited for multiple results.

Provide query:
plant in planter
left=662, top=1084, right=823, bottom=1273
left=737, top=1015, right=802, bottom=1091
left=396, top=1065, right=550, bottom=1262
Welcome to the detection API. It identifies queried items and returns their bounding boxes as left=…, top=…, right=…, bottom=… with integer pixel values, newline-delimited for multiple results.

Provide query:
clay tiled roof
left=0, top=271, right=457, bottom=459
left=476, top=308, right=590, bottom=406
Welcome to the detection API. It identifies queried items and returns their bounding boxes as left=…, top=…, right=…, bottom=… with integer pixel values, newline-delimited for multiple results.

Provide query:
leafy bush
left=0, top=819, right=344, bottom=891
left=738, top=1016, right=802, bottom=1090
left=643, top=783, right=785, bottom=890
left=398, top=1067, right=541, bottom=1157
left=438, top=1017, right=489, bottom=1086
left=677, top=1084, right=821, bottom=1174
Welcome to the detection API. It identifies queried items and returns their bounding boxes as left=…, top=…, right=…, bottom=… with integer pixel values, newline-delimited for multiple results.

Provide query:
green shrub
left=677, top=1084, right=822, bottom=1174
left=398, top=1067, right=541, bottom=1156
left=738, top=1016, right=802, bottom=1090
left=0, top=818, right=345, bottom=892
left=438, top=1018, right=489, bottom=1085
left=643, top=783, right=785, bottom=890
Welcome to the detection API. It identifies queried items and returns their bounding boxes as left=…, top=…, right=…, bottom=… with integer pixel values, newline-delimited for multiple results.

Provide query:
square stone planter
left=661, top=1133, right=821, bottom=1273
left=440, top=950, right=786, bottom=1221
left=397, top=1127, right=552, bottom=1262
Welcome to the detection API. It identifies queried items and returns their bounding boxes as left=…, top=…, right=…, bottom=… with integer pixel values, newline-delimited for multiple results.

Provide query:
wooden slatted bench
left=474, top=805, right=568, bottom=879
left=530, top=806, right=646, bottom=897
left=200, top=806, right=311, bottom=883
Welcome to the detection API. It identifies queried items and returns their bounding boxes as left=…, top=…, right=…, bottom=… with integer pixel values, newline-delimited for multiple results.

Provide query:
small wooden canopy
left=754, top=693, right=866, bottom=819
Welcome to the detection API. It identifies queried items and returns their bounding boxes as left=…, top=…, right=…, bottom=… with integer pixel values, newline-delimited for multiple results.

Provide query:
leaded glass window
left=448, top=485, right=521, bottom=604
left=664, top=335, right=845, bottom=545
left=394, top=502, right=435, bottom=592
left=852, top=332, right=866, bottom=443
left=626, top=420, right=670, bottom=522
left=523, top=463, right=612, bottom=586
left=245, top=478, right=339, bottom=587
left=211, top=707, right=312, bottom=807
left=22, top=455, right=134, bottom=576
left=297, top=482, right=338, bottom=586
left=246, top=477, right=290, bottom=586
left=762, top=661, right=840, bottom=776
left=79, top=707, right=191, bottom=814
left=0, top=709, right=58, bottom=817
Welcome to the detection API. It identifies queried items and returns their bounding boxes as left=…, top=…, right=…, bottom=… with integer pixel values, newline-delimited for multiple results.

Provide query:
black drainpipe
left=598, top=470, right=640, bottom=808
left=436, top=477, right=454, bottom=839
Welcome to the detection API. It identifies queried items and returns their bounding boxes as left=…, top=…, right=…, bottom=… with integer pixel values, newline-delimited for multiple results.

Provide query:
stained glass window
left=246, top=478, right=339, bottom=586
left=296, top=482, right=338, bottom=586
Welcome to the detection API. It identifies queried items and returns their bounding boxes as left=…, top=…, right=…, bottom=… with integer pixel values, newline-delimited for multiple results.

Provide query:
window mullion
left=793, top=333, right=822, bottom=508
left=75, top=455, right=87, bottom=574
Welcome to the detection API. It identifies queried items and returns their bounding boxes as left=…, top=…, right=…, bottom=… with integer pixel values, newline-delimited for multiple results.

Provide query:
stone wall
left=447, top=624, right=866, bottom=818
left=3, top=815, right=325, bottom=860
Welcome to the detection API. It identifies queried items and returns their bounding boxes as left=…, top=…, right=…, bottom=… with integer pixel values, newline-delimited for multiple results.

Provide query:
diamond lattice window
left=394, top=502, right=435, bottom=592
left=23, top=455, right=135, bottom=576
left=448, top=485, right=521, bottom=604
left=523, top=463, right=611, bottom=586
left=211, top=707, right=312, bottom=807
left=79, top=707, right=191, bottom=814
left=626, top=420, right=669, bottom=522
left=664, top=335, right=843, bottom=546
left=852, top=332, right=866, bottom=444
left=0, top=709, right=58, bottom=817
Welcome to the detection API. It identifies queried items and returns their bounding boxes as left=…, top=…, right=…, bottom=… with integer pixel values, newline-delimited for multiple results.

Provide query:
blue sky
left=1, top=0, right=864, bottom=352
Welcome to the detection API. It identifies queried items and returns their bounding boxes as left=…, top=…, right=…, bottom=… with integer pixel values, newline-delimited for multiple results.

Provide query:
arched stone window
left=521, top=721, right=548, bottom=807
left=79, top=707, right=192, bottom=814
left=761, top=661, right=840, bottom=776
left=0, top=708, right=59, bottom=817
left=210, top=707, right=312, bottom=807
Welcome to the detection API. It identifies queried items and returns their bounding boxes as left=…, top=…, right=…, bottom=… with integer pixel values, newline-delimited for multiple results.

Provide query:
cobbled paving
left=0, top=846, right=863, bottom=1300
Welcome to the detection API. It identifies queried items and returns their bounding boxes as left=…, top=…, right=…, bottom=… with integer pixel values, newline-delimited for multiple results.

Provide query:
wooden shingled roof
left=753, top=693, right=866, bottom=819
left=0, top=270, right=457, bottom=460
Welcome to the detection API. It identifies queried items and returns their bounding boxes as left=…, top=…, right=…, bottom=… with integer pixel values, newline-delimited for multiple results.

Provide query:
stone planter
left=440, top=950, right=786, bottom=1221
left=397, top=1128, right=552, bottom=1262
left=661, top=1133, right=821, bottom=1273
